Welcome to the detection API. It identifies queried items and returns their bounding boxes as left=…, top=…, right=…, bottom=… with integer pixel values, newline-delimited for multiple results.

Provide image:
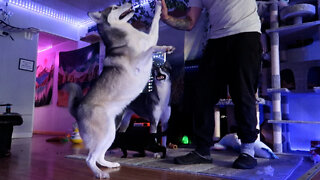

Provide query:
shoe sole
left=174, top=158, right=212, bottom=165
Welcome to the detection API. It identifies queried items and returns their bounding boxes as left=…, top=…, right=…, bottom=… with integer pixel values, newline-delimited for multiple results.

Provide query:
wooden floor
left=0, top=135, right=225, bottom=180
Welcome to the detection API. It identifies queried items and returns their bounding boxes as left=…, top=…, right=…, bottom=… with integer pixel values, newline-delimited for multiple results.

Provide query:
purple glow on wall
left=34, top=39, right=80, bottom=133
left=286, top=93, right=320, bottom=151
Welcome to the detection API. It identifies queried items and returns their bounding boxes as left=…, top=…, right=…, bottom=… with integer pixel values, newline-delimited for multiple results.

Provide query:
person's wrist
left=161, top=13, right=169, bottom=21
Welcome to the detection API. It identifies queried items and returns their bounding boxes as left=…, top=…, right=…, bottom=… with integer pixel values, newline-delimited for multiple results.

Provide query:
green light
left=181, top=135, right=189, bottom=144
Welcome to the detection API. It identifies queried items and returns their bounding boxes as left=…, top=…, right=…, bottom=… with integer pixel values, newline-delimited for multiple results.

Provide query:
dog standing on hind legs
left=65, top=1, right=174, bottom=178
left=114, top=61, right=172, bottom=158
left=117, top=60, right=172, bottom=146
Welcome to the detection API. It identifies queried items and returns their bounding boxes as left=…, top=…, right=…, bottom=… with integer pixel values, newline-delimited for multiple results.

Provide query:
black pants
left=193, top=32, right=262, bottom=155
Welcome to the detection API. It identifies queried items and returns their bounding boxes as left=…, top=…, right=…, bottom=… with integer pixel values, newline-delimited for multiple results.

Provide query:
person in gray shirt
left=161, top=0, right=262, bottom=169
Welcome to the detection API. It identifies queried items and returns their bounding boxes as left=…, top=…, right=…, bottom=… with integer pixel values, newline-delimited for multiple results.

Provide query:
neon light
left=38, top=45, right=53, bottom=53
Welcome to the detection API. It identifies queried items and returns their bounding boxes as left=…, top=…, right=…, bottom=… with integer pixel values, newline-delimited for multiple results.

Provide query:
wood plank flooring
left=0, top=135, right=224, bottom=180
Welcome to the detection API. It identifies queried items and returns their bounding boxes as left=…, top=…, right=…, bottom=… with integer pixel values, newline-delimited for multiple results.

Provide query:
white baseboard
left=12, top=132, right=33, bottom=138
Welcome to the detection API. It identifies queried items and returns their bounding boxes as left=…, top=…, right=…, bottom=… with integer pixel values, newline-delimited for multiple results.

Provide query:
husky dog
left=113, top=62, right=172, bottom=158
left=117, top=61, right=172, bottom=147
left=65, top=1, right=174, bottom=178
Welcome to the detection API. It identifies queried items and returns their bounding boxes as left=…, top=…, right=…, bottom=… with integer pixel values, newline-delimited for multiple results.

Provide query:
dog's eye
left=113, top=6, right=118, bottom=10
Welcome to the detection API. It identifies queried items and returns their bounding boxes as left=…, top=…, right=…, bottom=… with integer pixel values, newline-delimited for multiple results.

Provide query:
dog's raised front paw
left=166, top=46, right=175, bottom=54
left=155, top=0, right=162, bottom=15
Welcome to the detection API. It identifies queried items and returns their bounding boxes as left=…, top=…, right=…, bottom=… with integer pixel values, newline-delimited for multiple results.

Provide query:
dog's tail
left=63, top=83, right=83, bottom=120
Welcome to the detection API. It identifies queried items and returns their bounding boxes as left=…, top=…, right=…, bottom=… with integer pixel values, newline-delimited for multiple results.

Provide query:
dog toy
left=70, top=122, right=83, bottom=144
left=46, top=136, right=68, bottom=143
left=154, top=153, right=161, bottom=159
left=168, top=143, right=178, bottom=149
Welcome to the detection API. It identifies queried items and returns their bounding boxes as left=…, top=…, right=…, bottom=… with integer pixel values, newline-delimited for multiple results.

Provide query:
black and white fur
left=117, top=61, right=172, bottom=148
left=65, top=1, right=174, bottom=178
left=113, top=62, right=171, bottom=158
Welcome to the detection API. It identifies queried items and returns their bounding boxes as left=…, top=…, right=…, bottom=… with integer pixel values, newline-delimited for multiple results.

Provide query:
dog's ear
left=88, top=11, right=102, bottom=23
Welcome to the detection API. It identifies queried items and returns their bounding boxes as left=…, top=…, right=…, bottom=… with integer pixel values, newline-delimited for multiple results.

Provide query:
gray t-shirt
left=189, top=0, right=261, bottom=39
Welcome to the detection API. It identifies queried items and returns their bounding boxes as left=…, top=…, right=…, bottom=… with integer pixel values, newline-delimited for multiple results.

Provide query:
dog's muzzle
left=156, top=73, right=166, bottom=81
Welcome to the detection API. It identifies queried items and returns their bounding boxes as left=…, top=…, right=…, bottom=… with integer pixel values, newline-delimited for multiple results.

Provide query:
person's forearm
left=162, top=15, right=193, bottom=31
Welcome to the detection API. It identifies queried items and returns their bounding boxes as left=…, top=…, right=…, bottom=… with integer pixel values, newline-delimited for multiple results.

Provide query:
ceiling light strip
left=37, top=45, right=53, bottom=53
left=8, top=0, right=83, bottom=26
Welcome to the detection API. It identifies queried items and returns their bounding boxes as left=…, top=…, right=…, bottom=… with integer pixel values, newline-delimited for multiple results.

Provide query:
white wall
left=0, top=3, right=90, bottom=137
left=0, top=31, right=38, bottom=138
left=287, top=93, right=320, bottom=151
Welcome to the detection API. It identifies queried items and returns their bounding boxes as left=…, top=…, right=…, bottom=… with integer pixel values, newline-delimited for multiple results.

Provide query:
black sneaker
left=232, top=153, right=257, bottom=169
left=0, top=150, right=11, bottom=158
left=173, top=151, right=212, bottom=165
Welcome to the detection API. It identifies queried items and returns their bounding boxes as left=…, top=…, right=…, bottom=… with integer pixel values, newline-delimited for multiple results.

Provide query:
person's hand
left=160, top=0, right=169, bottom=20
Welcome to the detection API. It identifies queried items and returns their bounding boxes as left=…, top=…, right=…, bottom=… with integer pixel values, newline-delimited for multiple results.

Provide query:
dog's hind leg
left=86, top=149, right=110, bottom=178
left=97, top=150, right=120, bottom=168
left=98, top=153, right=120, bottom=168
left=82, top=115, right=113, bottom=178
left=86, top=132, right=119, bottom=178
left=87, top=148, right=119, bottom=179
left=150, top=106, right=161, bottom=134
left=160, top=106, right=171, bottom=147
left=120, top=147, right=128, bottom=158
left=96, top=121, right=120, bottom=168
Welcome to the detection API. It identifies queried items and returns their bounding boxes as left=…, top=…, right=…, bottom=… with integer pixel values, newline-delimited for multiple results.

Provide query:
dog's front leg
left=152, top=45, right=175, bottom=54
left=118, top=109, right=134, bottom=133
left=147, top=0, right=162, bottom=45
left=135, top=45, right=174, bottom=68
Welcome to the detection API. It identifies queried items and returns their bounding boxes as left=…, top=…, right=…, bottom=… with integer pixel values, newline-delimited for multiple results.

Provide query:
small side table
left=0, top=104, right=23, bottom=157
